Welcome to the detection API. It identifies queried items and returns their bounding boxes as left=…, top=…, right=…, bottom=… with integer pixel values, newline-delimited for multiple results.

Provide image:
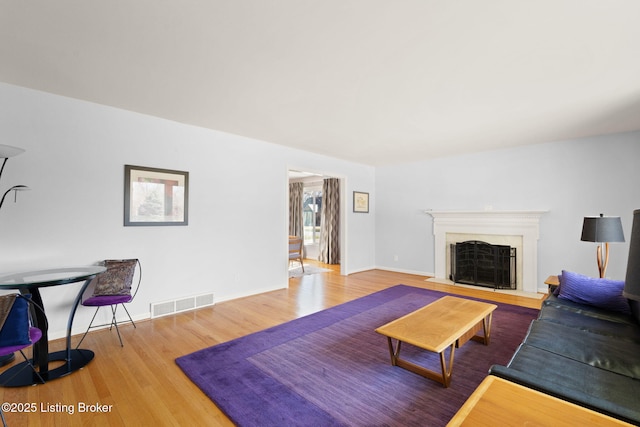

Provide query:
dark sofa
left=489, top=272, right=640, bottom=424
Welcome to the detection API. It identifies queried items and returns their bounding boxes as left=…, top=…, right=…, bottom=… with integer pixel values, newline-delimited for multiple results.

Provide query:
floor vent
left=150, top=293, right=215, bottom=319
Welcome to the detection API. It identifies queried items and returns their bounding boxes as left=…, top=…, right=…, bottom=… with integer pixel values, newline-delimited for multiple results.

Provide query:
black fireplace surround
left=450, top=240, right=516, bottom=290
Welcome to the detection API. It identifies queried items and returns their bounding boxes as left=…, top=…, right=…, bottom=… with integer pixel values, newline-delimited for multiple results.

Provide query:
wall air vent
left=150, top=292, right=215, bottom=318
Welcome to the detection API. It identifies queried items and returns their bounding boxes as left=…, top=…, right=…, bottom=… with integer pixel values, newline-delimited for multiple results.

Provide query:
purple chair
left=76, top=259, right=141, bottom=347
left=0, top=294, right=46, bottom=386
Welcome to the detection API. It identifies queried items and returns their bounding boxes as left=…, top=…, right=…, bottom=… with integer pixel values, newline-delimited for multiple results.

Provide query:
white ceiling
left=1, top=1, right=640, bottom=166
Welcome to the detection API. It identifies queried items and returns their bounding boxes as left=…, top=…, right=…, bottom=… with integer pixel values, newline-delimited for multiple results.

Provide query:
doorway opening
left=288, top=169, right=343, bottom=273
left=303, top=183, right=322, bottom=259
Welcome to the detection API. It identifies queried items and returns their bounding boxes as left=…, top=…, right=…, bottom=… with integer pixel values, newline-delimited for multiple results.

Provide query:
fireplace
left=450, top=240, right=516, bottom=289
left=426, top=210, right=547, bottom=294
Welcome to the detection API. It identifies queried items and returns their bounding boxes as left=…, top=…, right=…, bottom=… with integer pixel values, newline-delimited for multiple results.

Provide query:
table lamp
left=0, top=144, right=25, bottom=175
left=624, top=209, right=640, bottom=312
left=0, top=144, right=29, bottom=211
left=0, top=185, right=30, bottom=210
left=581, top=213, right=625, bottom=278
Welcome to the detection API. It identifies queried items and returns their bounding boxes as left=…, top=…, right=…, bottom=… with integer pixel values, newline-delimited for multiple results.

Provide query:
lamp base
left=597, top=242, right=610, bottom=278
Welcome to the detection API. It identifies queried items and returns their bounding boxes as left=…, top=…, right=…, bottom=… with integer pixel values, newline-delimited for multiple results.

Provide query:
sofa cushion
left=540, top=294, right=640, bottom=341
left=523, top=320, right=640, bottom=378
left=557, top=270, right=631, bottom=315
left=491, top=344, right=640, bottom=424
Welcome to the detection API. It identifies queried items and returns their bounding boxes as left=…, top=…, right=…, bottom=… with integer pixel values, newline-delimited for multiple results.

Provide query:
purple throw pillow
left=0, top=294, right=31, bottom=347
left=558, top=270, right=631, bottom=315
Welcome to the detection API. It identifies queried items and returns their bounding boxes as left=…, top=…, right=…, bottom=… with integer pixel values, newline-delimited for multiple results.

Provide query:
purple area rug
left=176, top=285, right=538, bottom=426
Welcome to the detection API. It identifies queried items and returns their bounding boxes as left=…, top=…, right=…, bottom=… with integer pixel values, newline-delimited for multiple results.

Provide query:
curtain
left=289, top=182, right=304, bottom=239
left=319, top=178, right=340, bottom=264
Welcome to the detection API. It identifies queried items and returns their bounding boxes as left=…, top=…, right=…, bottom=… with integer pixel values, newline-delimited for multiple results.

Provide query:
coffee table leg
left=469, top=313, right=494, bottom=345
left=385, top=337, right=456, bottom=388
left=482, top=313, right=493, bottom=345
left=386, top=337, right=402, bottom=366
left=439, top=344, right=455, bottom=387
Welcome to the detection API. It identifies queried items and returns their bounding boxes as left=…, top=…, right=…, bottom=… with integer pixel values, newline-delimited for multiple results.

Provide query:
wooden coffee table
left=375, top=296, right=497, bottom=387
left=448, top=376, right=633, bottom=426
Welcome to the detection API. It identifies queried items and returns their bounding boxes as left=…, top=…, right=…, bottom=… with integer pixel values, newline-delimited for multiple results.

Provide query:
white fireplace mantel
left=425, top=210, right=548, bottom=293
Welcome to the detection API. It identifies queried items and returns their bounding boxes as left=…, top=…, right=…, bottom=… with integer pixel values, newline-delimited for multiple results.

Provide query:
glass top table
left=0, top=266, right=106, bottom=288
left=0, top=266, right=106, bottom=386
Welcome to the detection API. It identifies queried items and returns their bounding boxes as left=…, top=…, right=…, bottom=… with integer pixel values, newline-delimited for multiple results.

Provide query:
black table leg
left=20, top=287, right=49, bottom=381
left=1, top=280, right=96, bottom=387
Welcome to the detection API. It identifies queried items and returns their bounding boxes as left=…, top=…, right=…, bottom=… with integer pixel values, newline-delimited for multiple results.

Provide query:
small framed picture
left=353, top=191, right=369, bottom=213
left=124, top=165, right=189, bottom=226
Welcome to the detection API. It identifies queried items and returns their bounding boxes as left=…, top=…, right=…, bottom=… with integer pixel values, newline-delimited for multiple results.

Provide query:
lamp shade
left=581, top=214, right=625, bottom=243
left=0, top=145, right=25, bottom=158
left=624, top=209, right=640, bottom=302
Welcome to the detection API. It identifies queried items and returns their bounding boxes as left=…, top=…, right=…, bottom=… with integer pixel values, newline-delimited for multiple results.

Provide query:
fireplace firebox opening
left=450, top=240, right=516, bottom=290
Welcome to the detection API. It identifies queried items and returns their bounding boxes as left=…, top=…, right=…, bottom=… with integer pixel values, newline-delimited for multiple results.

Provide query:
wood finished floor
left=0, top=262, right=543, bottom=426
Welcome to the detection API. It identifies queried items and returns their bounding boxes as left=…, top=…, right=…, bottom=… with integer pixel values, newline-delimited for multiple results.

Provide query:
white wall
left=375, top=132, right=640, bottom=284
left=0, top=83, right=376, bottom=339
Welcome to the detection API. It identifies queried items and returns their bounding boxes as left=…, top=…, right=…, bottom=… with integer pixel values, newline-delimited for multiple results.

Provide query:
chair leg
left=120, top=304, right=137, bottom=329
left=19, top=349, right=45, bottom=384
left=109, top=304, right=136, bottom=347
left=0, top=349, right=46, bottom=386
left=77, top=304, right=136, bottom=348
left=76, top=307, right=101, bottom=349
left=110, top=305, right=124, bottom=347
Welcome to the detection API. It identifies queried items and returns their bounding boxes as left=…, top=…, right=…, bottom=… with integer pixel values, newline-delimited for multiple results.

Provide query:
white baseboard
left=374, top=266, right=434, bottom=277
left=51, top=312, right=151, bottom=341
left=215, top=284, right=287, bottom=304
left=344, top=265, right=377, bottom=275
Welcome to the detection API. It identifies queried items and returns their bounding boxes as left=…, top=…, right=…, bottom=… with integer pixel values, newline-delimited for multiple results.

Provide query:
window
left=303, top=186, right=322, bottom=245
